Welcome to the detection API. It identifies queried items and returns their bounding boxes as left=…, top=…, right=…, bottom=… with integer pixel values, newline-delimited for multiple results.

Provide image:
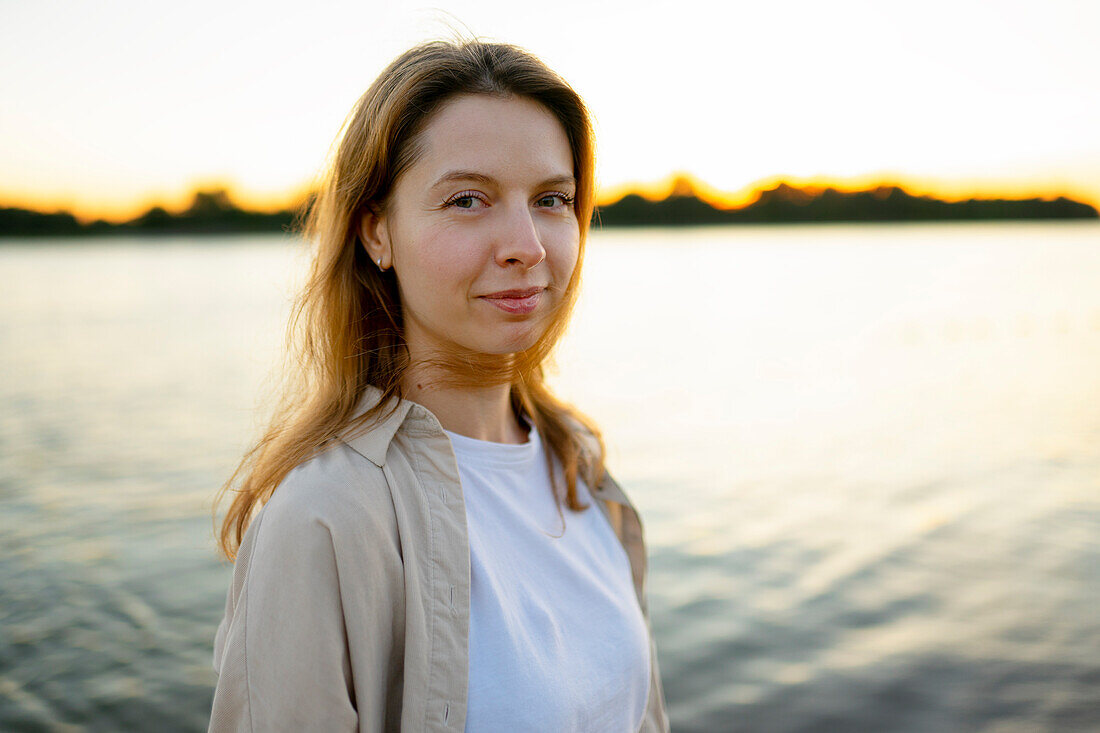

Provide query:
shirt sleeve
left=208, top=498, right=359, bottom=732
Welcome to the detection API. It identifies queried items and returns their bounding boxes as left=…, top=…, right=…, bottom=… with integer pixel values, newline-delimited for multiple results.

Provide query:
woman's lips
left=479, top=287, right=544, bottom=315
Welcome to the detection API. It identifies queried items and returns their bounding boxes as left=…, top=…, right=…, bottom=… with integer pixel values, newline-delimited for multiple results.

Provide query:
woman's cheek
left=556, top=239, right=581, bottom=283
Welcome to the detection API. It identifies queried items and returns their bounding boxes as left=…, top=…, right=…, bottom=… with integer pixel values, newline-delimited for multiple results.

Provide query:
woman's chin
left=484, top=337, right=539, bottom=356
left=471, top=329, right=543, bottom=356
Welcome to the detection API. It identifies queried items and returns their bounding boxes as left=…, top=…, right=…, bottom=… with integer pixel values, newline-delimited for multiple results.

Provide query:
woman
left=209, top=39, right=669, bottom=732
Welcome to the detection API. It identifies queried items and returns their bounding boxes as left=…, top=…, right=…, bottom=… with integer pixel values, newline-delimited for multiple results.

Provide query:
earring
left=376, top=257, right=384, bottom=271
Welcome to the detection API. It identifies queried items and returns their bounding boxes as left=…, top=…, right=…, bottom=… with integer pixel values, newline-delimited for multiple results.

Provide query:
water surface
left=2, top=222, right=1098, bottom=731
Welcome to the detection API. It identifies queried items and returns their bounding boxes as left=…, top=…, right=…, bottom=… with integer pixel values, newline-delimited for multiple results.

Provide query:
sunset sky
left=2, top=0, right=1098, bottom=221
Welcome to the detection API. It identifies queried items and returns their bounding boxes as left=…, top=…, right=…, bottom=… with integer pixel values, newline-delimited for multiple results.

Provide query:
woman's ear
left=358, top=206, right=391, bottom=271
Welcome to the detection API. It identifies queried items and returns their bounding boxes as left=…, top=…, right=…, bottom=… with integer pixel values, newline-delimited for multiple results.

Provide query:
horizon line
left=2, top=171, right=1097, bottom=224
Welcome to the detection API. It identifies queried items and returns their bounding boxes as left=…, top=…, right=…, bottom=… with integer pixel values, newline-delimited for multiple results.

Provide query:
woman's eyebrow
left=538, top=175, right=576, bottom=189
left=430, top=170, right=576, bottom=189
left=432, top=170, right=497, bottom=188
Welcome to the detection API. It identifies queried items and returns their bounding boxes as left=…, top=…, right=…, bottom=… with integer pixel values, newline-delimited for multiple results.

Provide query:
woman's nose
left=494, top=204, right=546, bottom=269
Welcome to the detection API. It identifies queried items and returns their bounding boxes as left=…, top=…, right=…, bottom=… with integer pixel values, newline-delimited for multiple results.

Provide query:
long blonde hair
left=214, top=40, right=605, bottom=561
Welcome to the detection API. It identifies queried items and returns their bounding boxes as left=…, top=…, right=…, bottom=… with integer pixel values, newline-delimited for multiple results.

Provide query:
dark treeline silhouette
left=0, top=189, right=302, bottom=238
left=596, top=180, right=1099, bottom=226
left=1, top=180, right=1096, bottom=238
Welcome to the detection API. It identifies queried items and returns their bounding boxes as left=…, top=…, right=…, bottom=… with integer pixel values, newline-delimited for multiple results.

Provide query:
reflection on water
left=2, top=223, right=1099, bottom=731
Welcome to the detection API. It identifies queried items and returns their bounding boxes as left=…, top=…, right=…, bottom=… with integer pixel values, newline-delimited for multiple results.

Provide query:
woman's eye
left=445, top=192, right=486, bottom=209
left=536, top=193, right=573, bottom=208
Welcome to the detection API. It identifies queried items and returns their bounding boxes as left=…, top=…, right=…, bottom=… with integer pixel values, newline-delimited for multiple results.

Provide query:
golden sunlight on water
left=558, top=222, right=1100, bottom=509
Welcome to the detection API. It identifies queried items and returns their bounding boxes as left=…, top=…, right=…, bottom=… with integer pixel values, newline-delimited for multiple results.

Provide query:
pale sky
left=2, top=0, right=1099, bottom=219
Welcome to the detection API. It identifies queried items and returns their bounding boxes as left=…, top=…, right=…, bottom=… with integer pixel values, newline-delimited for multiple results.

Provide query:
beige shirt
left=209, top=392, right=670, bottom=732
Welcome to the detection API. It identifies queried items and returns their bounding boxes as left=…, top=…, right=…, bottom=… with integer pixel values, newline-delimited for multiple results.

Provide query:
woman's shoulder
left=228, top=438, right=404, bottom=604
left=259, top=439, right=395, bottom=537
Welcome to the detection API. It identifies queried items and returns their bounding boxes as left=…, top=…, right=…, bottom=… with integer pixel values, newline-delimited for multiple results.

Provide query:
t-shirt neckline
left=443, top=420, right=540, bottom=467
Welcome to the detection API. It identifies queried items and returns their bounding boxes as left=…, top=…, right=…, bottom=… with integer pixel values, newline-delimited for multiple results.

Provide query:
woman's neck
left=402, top=373, right=527, bottom=444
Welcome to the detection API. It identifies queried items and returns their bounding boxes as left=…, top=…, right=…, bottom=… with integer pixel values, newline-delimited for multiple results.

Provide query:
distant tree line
left=1, top=181, right=1096, bottom=238
left=595, top=181, right=1099, bottom=226
left=0, top=189, right=302, bottom=238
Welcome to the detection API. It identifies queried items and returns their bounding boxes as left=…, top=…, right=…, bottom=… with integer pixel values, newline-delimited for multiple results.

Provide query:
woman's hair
left=214, top=39, right=605, bottom=560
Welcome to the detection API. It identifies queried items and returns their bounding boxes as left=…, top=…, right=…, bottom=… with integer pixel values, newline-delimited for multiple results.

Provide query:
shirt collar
left=339, top=385, right=414, bottom=467
left=338, top=384, right=633, bottom=508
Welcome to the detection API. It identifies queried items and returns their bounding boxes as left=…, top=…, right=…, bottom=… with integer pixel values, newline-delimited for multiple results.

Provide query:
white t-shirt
left=445, top=423, right=651, bottom=733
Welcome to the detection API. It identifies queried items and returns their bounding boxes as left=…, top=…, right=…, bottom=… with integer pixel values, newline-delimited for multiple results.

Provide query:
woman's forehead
left=410, top=94, right=574, bottom=188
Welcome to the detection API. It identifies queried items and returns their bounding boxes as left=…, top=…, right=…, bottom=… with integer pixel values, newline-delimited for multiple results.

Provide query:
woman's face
left=362, top=93, right=580, bottom=361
